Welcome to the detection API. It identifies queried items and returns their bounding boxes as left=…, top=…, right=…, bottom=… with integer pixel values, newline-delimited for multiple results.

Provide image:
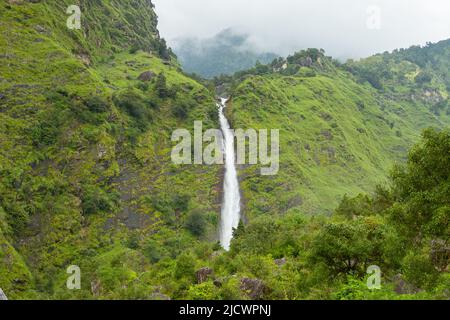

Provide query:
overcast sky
left=152, top=0, right=450, bottom=60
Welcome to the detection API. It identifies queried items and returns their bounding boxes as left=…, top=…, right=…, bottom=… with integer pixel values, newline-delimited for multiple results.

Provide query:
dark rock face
left=196, top=267, right=213, bottom=284
left=0, top=288, right=7, bottom=300
left=138, top=71, right=156, bottom=82
left=240, top=278, right=267, bottom=300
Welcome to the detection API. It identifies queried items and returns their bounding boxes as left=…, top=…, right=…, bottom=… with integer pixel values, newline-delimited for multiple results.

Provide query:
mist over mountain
left=154, top=0, right=450, bottom=60
left=173, top=29, right=278, bottom=78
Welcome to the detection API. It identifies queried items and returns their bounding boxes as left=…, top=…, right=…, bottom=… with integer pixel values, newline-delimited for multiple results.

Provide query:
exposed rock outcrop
left=240, top=278, right=268, bottom=300
left=138, top=71, right=156, bottom=82
left=196, top=267, right=213, bottom=284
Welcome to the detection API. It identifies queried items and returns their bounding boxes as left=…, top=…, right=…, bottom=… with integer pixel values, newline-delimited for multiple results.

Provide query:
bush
left=174, top=253, right=196, bottom=280
left=309, top=217, right=398, bottom=277
left=415, top=71, right=432, bottom=84
left=143, top=239, right=165, bottom=263
left=172, top=97, right=196, bottom=119
left=185, top=210, right=207, bottom=237
left=155, top=73, right=169, bottom=98
left=113, top=89, right=153, bottom=130
left=402, top=250, right=439, bottom=289
left=85, top=95, right=110, bottom=113
left=81, top=185, right=118, bottom=215
left=31, top=118, right=60, bottom=146
left=186, top=282, right=220, bottom=300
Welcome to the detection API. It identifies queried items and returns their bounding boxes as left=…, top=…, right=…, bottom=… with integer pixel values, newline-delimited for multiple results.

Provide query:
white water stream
left=218, top=98, right=241, bottom=251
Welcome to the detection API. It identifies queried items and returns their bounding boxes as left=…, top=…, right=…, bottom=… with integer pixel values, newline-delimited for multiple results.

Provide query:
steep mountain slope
left=226, top=46, right=449, bottom=218
left=0, top=0, right=220, bottom=299
left=0, top=1, right=448, bottom=301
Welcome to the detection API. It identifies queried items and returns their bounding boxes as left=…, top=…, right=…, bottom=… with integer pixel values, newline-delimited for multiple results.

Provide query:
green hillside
left=0, top=0, right=220, bottom=299
left=0, top=1, right=448, bottom=300
left=225, top=46, right=450, bottom=218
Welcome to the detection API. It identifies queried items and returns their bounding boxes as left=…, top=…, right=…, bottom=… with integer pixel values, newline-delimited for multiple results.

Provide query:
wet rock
left=137, top=71, right=156, bottom=82
left=196, top=267, right=213, bottom=284
left=91, top=280, right=101, bottom=297
left=34, top=24, right=46, bottom=33
left=274, top=257, right=287, bottom=267
left=240, top=278, right=267, bottom=300
left=0, top=288, right=8, bottom=300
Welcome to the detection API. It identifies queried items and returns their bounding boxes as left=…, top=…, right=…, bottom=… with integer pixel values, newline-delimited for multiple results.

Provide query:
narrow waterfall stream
left=218, top=97, right=241, bottom=251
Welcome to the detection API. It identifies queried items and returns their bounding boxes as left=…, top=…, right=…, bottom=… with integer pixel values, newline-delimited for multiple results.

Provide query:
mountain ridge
left=0, top=1, right=448, bottom=300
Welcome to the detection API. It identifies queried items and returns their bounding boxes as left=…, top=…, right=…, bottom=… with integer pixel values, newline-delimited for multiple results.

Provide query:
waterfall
left=218, top=97, right=241, bottom=251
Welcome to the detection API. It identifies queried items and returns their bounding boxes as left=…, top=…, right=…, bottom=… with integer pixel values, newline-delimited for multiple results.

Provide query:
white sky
left=152, top=0, right=450, bottom=59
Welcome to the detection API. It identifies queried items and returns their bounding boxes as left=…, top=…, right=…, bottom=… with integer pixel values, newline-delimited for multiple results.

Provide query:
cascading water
left=218, top=97, right=241, bottom=251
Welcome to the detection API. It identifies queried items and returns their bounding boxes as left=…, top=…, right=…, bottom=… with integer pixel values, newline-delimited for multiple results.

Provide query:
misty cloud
left=152, top=0, right=450, bottom=60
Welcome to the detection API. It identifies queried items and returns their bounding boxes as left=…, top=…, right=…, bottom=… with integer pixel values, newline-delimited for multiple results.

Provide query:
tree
left=185, top=210, right=207, bottom=237
left=309, top=217, right=399, bottom=276
left=389, top=128, right=450, bottom=241
left=155, top=73, right=169, bottom=98
left=415, top=71, right=432, bottom=84
left=335, top=194, right=372, bottom=219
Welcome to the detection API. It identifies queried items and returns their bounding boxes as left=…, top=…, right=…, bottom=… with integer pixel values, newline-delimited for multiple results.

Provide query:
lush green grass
left=229, top=65, right=448, bottom=217
left=0, top=0, right=220, bottom=299
left=0, top=1, right=448, bottom=300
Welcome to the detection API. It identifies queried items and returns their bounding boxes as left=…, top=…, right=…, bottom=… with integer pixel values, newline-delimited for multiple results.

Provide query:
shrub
left=174, top=253, right=196, bottom=280
left=113, top=89, right=153, bottom=130
left=172, top=97, right=196, bottom=119
left=155, top=73, right=169, bottom=98
left=185, top=210, right=207, bottom=237
left=402, top=250, right=439, bottom=289
left=85, top=95, right=110, bottom=113
left=81, top=185, right=118, bottom=215
left=415, top=71, right=432, bottom=84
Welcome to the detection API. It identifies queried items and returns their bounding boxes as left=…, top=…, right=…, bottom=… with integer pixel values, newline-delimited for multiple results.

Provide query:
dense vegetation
left=0, top=1, right=448, bottom=300
left=226, top=45, right=449, bottom=216
left=0, top=0, right=220, bottom=299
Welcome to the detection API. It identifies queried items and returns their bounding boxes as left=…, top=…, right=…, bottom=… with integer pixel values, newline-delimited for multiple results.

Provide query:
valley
left=0, top=0, right=448, bottom=300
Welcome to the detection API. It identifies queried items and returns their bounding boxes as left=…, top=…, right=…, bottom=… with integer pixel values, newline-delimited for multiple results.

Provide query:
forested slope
left=0, top=0, right=220, bottom=299
left=0, top=1, right=448, bottom=300
left=225, top=45, right=450, bottom=217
